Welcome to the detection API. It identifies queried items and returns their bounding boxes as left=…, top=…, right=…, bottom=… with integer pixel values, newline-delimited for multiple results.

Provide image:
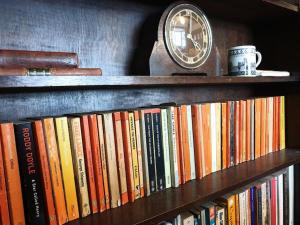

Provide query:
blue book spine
left=250, top=187, right=257, bottom=225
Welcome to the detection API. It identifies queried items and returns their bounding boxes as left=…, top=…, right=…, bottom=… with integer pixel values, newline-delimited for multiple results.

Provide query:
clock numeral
left=187, top=57, right=194, bottom=64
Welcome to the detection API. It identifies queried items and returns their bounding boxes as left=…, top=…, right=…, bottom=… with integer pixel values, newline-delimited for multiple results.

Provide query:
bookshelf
left=1, top=0, right=300, bottom=225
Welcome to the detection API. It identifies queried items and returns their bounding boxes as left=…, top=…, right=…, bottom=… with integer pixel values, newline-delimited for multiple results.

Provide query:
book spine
left=278, top=174, right=283, bottom=225
left=280, top=96, right=286, bottom=150
left=202, top=104, right=212, bottom=176
left=211, top=103, right=217, bottom=173
left=261, top=98, right=267, bottom=156
left=128, top=112, right=141, bottom=199
left=139, top=110, right=150, bottom=196
left=239, top=192, right=245, bottom=225
left=221, top=102, right=227, bottom=170
left=0, top=123, right=26, bottom=225
left=97, top=115, right=110, bottom=209
left=113, top=112, right=129, bottom=204
left=241, top=100, right=246, bottom=163
left=261, top=182, right=267, bottom=225
left=161, top=109, right=172, bottom=188
left=54, top=117, right=79, bottom=221
left=167, top=107, right=180, bottom=187
left=250, top=187, right=256, bottom=225
left=215, top=103, right=222, bottom=171
left=235, top=101, right=240, bottom=165
left=192, top=104, right=202, bottom=179
left=0, top=49, right=78, bottom=68
left=288, top=166, right=294, bottom=225
left=246, top=100, right=251, bottom=161
left=180, top=105, right=190, bottom=182
left=228, top=195, right=236, bottom=225
left=187, top=105, right=196, bottom=179
left=256, top=185, right=262, bottom=225
left=121, top=112, right=136, bottom=201
left=33, top=121, right=58, bottom=225
left=68, top=118, right=91, bottom=217
left=250, top=99, right=255, bottom=161
left=283, top=171, right=289, bottom=225
left=271, top=178, right=277, bottom=225
left=209, top=206, right=216, bottom=225
left=0, top=134, right=11, bottom=225
left=42, top=118, right=68, bottom=225
left=14, top=122, right=47, bottom=225
left=152, top=110, right=165, bottom=190
left=102, top=113, right=121, bottom=208
left=88, top=115, right=106, bottom=212
left=236, top=192, right=240, bottom=225
left=255, top=99, right=261, bottom=159
left=176, top=106, right=185, bottom=183
left=134, top=111, right=145, bottom=197
left=80, top=115, right=98, bottom=214
left=229, top=102, right=235, bottom=167
left=267, top=98, right=274, bottom=154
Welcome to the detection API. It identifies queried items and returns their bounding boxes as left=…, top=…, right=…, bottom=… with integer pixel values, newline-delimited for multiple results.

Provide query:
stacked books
left=0, top=49, right=102, bottom=76
left=158, top=166, right=294, bottom=225
left=0, top=96, right=285, bottom=225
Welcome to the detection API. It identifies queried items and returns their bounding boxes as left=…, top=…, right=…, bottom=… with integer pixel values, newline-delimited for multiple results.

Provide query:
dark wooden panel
left=0, top=82, right=295, bottom=121
left=66, top=149, right=300, bottom=225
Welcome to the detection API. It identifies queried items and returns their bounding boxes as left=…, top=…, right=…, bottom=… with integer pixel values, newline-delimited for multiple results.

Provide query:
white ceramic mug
left=228, top=45, right=262, bottom=76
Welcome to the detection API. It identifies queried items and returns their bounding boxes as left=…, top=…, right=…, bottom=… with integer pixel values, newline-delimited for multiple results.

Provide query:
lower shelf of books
left=68, top=149, right=300, bottom=225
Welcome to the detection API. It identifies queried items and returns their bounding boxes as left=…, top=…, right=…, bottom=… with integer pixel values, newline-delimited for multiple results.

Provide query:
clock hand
left=189, top=13, right=192, bottom=34
left=187, top=33, right=201, bottom=51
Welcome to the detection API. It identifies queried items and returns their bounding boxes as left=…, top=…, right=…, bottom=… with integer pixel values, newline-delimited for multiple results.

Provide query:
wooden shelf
left=0, top=75, right=299, bottom=90
left=68, top=149, right=300, bottom=225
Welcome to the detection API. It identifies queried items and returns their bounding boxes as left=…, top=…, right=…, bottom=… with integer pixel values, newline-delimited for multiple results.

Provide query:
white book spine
left=211, top=103, right=217, bottom=173
left=278, top=174, right=284, bottom=225
left=187, top=105, right=196, bottom=180
left=289, top=166, right=294, bottom=225
left=167, top=107, right=179, bottom=187
left=161, top=109, right=171, bottom=189
left=139, top=111, right=150, bottom=196
left=261, top=182, right=267, bottom=225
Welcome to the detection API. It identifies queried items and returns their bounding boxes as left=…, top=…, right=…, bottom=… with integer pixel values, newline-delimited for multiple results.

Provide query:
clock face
left=164, top=4, right=212, bottom=69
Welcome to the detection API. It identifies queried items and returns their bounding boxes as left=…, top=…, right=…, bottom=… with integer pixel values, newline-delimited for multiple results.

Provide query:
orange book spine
left=121, top=112, right=135, bottom=202
left=234, top=101, right=240, bottom=165
left=226, top=102, right=232, bottom=168
left=221, top=102, right=227, bottom=170
left=192, top=104, right=202, bottom=179
left=33, top=121, right=58, bottom=225
left=176, top=106, right=185, bottom=183
left=246, top=100, right=251, bottom=161
left=0, top=135, right=10, bottom=225
left=134, top=110, right=145, bottom=197
left=88, top=115, right=106, bottom=212
left=80, top=115, right=98, bottom=214
left=180, top=105, right=191, bottom=182
left=202, top=104, right=212, bottom=176
left=266, top=98, right=271, bottom=154
left=240, top=100, right=246, bottom=163
left=97, top=115, right=110, bottom=209
left=0, top=123, right=25, bottom=225
left=254, top=99, right=261, bottom=159
left=113, top=112, right=129, bottom=205
left=261, top=98, right=267, bottom=156
left=274, top=97, right=280, bottom=151
left=174, top=107, right=182, bottom=185
left=43, top=118, right=68, bottom=225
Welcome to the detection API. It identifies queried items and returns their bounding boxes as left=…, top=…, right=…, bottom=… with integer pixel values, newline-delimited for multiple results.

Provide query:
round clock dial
left=164, top=4, right=212, bottom=69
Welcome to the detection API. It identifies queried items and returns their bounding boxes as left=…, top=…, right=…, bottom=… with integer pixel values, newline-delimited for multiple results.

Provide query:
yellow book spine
left=68, top=118, right=91, bottom=217
left=280, top=96, right=286, bottom=150
left=216, top=103, right=222, bottom=171
left=228, top=195, right=236, bottom=225
left=55, top=117, right=79, bottom=221
left=128, top=112, right=140, bottom=199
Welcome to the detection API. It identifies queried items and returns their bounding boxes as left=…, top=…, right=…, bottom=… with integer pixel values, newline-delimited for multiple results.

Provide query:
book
left=152, top=109, right=165, bottom=190
left=128, top=112, right=141, bottom=198
left=229, top=101, right=235, bottom=167
left=221, top=102, right=228, bottom=170
left=283, top=171, right=289, bottom=225
left=176, top=106, right=184, bottom=183
left=227, top=195, right=236, bottom=225
left=33, top=120, right=58, bottom=225
left=216, top=205, right=226, bottom=225
left=102, top=113, right=121, bottom=208
left=240, top=100, right=246, bottom=163
left=0, top=49, right=78, bottom=68
left=14, top=121, right=47, bottom=225
left=68, top=117, right=91, bottom=217
left=279, top=96, right=286, bottom=150
left=88, top=114, right=106, bottom=212
left=0, top=133, right=11, bottom=225
left=112, top=112, right=128, bottom=204
left=192, top=104, right=203, bottom=179
left=190, top=208, right=201, bottom=225
left=254, top=99, right=261, bottom=159
left=121, top=111, right=136, bottom=201
left=271, top=177, right=277, bottom=225
left=250, top=99, right=255, bottom=161
left=246, top=100, right=251, bottom=161
left=235, top=101, right=240, bottom=165
left=97, top=115, right=110, bottom=209
left=161, top=108, right=172, bottom=189
left=167, top=106, right=181, bottom=187
left=202, top=104, right=212, bottom=176
left=177, top=212, right=194, bottom=225
left=239, top=191, right=246, bottom=225
left=256, top=70, right=290, bottom=77
left=0, top=123, right=26, bottom=225
left=42, top=118, right=68, bottom=225
left=256, top=185, right=262, bottom=225
left=277, top=174, right=283, bottom=225
left=215, top=103, right=222, bottom=171
left=288, top=166, right=294, bottom=225
left=261, top=182, right=267, bottom=225
left=80, top=115, right=98, bottom=213
left=266, top=98, right=273, bottom=154
left=134, top=110, right=145, bottom=197
left=187, top=105, right=196, bottom=179
left=0, top=67, right=102, bottom=76
left=55, top=117, right=79, bottom=221
left=260, top=99, right=267, bottom=156
left=250, top=187, right=256, bottom=225
left=211, top=103, right=217, bottom=173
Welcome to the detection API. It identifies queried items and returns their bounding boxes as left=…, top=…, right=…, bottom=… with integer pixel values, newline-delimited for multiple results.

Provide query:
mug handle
left=256, top=51, right=262, bottom=67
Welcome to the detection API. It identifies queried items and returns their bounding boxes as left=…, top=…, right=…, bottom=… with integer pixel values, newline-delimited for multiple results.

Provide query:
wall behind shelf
left=0, top=0, right=252, bottom=76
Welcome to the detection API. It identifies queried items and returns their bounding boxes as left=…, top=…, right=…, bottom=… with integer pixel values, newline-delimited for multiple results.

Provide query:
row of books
left=0, top=49, right=102, bottom=76
left=159, top=166, right=294, bottom=225
left=0, top=96, right=285, bottom=225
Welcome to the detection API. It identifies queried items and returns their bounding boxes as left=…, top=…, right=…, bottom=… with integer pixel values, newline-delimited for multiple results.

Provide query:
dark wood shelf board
left=0, top=75, right=299, bottom=90
left=68, top=149, right=300, bottom=225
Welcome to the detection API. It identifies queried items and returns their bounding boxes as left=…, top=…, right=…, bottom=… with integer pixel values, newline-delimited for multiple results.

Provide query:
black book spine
left=229, top=101, right=235, bottom=167
left=283, top=172, right=289, bottom=225
left=14, top=122, right=46, bottom=225
left=152, top=111, right=165, bottom=191
left=256, top=186, right=263, bottom=225
left=144, top=113, right=156, bottom=193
